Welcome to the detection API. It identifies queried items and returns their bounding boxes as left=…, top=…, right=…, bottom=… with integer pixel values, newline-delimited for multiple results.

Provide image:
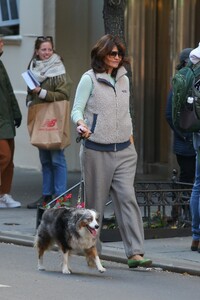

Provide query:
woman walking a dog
left=71, top=34, right=152, bottom=268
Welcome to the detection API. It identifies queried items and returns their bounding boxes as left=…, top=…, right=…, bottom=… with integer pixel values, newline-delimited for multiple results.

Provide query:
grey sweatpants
left=80, top=143, right=145, bottom=258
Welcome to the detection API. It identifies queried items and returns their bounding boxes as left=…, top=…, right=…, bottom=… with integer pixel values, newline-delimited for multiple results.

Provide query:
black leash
left=76, top=135, right=84, bottom=143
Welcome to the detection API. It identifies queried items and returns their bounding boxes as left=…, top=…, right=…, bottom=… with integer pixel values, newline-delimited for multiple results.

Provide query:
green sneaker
left=128, top=258, right=152, bottom=268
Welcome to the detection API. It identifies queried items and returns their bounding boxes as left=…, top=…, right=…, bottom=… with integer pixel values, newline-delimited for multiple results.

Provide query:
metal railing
left=135, top=180, right=192, bottom=228
left=104, top=170, right=193, bottom=230
left=37, top=170, right=193, bottom=231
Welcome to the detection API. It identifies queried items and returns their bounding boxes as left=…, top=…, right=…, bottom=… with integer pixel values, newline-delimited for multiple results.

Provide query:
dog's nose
left=95, top=225, right=99, bottom=229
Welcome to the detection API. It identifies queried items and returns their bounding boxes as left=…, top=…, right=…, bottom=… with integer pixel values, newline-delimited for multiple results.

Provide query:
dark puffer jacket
left=0, top=60, right=22, bottom=139
left=165, top=89, right=195, bottom=156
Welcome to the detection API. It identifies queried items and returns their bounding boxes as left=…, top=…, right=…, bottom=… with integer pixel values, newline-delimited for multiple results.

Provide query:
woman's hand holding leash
left=76, top=123, right=91, bottom=143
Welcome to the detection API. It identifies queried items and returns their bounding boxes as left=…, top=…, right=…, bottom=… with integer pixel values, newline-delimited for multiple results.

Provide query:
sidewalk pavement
left=0, top=167, right=200, bottom=276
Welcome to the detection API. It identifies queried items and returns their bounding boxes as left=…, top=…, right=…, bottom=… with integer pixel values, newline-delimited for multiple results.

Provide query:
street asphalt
left=0, top=167, right=200, bottom=277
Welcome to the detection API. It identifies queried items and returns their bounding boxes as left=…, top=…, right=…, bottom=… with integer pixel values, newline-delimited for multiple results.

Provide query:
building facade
left=1, top=0, right=199, bottom=178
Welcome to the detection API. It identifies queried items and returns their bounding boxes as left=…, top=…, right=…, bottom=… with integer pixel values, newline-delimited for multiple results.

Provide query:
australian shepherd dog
left=35, top=207, right=106, bottom=274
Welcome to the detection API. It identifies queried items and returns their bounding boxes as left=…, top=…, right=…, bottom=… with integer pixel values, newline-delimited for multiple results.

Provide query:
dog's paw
left=38, top=265, right=45, bottom=271
left=62, top=267, right=71, bottom=274
left=95, top=257, right=106, bottom=273
left=98, top=266, right=106, bottom=273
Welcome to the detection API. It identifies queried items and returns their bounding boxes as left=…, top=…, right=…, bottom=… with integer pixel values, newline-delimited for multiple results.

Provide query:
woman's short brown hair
left=91, top=34, right=129, bottom=76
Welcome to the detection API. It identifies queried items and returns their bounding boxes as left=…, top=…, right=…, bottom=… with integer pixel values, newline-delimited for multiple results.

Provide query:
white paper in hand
left=21, top=70, right=40, bottom=90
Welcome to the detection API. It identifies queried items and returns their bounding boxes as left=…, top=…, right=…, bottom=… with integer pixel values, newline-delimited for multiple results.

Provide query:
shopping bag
left=27, top=100, right=70, bottom=150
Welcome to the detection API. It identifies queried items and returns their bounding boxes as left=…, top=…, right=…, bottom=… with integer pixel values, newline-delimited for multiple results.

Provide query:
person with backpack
left=188, top=44, right=200, bottom=253
left=166, top=48, right=196, bottom=222
left=166, top=48, right=196, bottom=184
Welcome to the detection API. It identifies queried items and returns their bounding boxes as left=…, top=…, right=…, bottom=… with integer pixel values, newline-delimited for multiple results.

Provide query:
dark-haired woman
left=26, top=36, right=72, bottom=209
left=71, top=34, right=152, bottom=268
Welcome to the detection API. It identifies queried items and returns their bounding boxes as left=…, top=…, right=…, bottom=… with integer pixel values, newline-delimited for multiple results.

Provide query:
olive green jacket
left=26, top=72, right=72, bottom=105
left=0, top=60, right=22, bottom=139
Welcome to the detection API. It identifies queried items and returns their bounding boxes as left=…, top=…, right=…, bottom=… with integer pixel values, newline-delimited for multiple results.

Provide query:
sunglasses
left=37, top=36, right=53, bottom=42
left=108, top=51, right=123, bottom=58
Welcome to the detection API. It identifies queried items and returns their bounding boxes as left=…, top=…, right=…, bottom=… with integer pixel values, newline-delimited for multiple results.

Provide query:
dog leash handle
left=76, top=135, right=84, bottom=143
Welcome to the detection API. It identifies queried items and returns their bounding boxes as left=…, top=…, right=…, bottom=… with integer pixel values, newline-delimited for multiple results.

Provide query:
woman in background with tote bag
left=25, top=36, right=72, bottom=209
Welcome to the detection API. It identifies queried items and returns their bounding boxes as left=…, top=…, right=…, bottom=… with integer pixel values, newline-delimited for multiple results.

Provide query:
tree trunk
left=103, top=0, right=126, bottom=43
left=103, top=0, right=135, bottom=132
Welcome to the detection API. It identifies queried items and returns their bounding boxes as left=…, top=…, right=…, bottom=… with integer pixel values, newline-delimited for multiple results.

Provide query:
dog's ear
left=76, top=211, right=92, bottom=229
left=95, top=211, right=100, bottom=222
left=90, top=209, right=100, bottom=223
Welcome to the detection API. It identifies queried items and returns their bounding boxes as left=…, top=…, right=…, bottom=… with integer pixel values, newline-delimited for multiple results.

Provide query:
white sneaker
left=0, top=194, right=21, bottom=208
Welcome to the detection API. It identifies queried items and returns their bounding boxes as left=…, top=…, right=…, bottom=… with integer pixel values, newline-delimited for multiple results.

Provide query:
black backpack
left=172, top=61, right=200, bottom=132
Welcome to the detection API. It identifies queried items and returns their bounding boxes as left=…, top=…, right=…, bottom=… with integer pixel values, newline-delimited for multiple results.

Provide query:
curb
left=0, top=232, right=34, bottom=247
left=100, top=252, right=200, bottom=277
left=1, top=232, right=200, bottom=277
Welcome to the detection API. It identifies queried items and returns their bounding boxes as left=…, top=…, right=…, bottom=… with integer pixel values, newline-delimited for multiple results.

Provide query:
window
left=0, top=0, right=19, bottom=35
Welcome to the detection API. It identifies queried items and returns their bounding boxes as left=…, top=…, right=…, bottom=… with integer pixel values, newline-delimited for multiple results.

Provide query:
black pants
left=171, top=154, right=196, bottom=221
left=176, top=154, right=196, bottom=183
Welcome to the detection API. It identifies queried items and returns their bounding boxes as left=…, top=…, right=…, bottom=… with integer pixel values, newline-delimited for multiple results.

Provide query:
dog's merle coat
left=35, top=207, right=106, bottom=274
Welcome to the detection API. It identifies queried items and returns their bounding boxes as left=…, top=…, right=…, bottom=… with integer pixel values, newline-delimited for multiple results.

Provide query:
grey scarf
left=29, top=53, right=65, bottom=82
